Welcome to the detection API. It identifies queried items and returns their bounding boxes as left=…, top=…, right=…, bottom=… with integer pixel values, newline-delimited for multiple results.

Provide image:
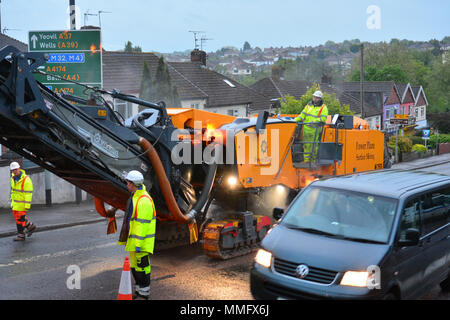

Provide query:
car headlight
left=255, top=249, right=272, bottom=268
left=340, top=271, right=369, bottom=287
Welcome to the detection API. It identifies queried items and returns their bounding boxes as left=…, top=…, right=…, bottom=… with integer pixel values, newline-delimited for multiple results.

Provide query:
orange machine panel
left=167, top=108, right=235, bottom=130
left=322, top=127, right=384, bottom=175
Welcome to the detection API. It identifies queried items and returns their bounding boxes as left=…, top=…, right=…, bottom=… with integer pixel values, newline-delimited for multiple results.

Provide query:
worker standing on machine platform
left=294, top=90, right=328, bottom=162
left=10, top=161, right=36, bottom=241
left=118, top=170, right=156, bottom=300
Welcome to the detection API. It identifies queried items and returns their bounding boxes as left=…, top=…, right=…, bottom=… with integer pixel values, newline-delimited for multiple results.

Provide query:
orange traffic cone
left=117, top=256, right=133, bottom=300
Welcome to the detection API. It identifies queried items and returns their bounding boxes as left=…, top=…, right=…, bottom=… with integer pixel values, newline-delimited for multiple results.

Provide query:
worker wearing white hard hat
left=9, top=162, right=36, bottom=241
left=294, top=89, right=328, bottom=162
left=118, top=170, right=156, bottom=300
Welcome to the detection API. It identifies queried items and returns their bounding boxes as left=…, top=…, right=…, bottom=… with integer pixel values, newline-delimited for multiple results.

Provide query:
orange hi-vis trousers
left=12, top=210, right=29, bottom=234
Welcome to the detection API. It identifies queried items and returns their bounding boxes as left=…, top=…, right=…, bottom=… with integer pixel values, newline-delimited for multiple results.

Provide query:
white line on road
left=0, top=241, right=117, bottom=268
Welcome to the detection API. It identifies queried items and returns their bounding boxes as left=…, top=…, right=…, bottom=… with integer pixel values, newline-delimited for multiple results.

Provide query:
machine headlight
left=340, top=271, right=369, bottom=287
left=227, top=176, right=238, bottom=187
left=255, top=249, right=272, bottom=268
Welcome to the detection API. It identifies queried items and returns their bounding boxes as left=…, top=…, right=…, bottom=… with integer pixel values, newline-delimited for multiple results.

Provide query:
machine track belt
left=202, top=217, right=270, bottom=260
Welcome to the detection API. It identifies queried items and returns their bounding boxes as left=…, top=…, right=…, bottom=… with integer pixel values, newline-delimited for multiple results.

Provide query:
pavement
left=392, top=152, right=450, bottom=170
left=0, top=153, right=449, bottom=239
left=0, top=199, right=124, bottom=238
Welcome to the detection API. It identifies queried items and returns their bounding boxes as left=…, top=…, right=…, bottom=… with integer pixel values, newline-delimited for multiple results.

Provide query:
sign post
left=422, top=129, right=430, bottom=148
left=389, top=115, right=411, bottom=163
left=28, top=29, right=102, bottom=100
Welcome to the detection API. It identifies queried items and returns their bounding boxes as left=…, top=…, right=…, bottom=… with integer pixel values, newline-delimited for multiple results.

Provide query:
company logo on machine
left=295, top=264, right=309, bottom=279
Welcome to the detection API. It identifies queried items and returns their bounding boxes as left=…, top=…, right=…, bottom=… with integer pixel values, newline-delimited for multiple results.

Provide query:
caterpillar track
left=201, top=213, right=272, bottom=260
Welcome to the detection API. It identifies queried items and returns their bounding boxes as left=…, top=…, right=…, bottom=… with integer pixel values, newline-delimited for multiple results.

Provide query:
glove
left=135, top=247, right=141, bottom=253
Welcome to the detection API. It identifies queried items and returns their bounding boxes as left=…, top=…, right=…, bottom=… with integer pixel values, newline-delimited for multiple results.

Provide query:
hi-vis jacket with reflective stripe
left=10, top=169, right=33, bottom=211
left=294, top=103, right=328, bottom=128
left=118, top=186, right=156, bottom=254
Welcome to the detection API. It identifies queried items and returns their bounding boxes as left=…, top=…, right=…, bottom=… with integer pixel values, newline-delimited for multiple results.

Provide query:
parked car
left=250, top=169, right=450, bottom=299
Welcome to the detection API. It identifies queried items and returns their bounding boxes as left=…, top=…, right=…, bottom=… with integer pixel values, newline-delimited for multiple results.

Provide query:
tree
left=243, top=41, right=251, bottom=52
left=124, top=41, right=142, bottom=53
left=138, top=57, right=181, bottom=108
left=428, top=111, right=450, bottom=133
left=139, top=61, right=154, bottom=111
left=280, top=84, right=353, bottom=116
left=425, top=59, right=450, bottom=112
left=153, top=56, right=180, bottom=106
left=350, top=65, right=408, bottom=83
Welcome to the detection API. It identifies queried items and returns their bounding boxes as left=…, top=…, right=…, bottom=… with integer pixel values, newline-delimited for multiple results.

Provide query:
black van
left=250, top=170, right=450, bottom=299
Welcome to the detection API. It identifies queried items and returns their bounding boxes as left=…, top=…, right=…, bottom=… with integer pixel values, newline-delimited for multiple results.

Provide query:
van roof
left=313, top=169, right=450, bottom=198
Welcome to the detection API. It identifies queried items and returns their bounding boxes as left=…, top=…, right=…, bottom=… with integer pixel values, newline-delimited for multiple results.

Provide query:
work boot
left=13, top=233, right=25, bottom=241
left=26, top=223, right=37, bottom=237
left=133, top=294, right=149, bottom=300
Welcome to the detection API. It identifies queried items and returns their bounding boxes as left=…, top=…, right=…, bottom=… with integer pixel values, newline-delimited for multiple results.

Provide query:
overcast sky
left=2, top=0, right=449, bottom=53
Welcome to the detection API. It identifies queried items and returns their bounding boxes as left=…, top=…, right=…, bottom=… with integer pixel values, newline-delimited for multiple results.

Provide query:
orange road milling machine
left=0, top=46, right=389, bottom=259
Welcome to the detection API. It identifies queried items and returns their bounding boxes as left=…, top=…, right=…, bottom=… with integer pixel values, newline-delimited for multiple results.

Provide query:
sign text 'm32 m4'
left=29, top=30, right=102, bottom=99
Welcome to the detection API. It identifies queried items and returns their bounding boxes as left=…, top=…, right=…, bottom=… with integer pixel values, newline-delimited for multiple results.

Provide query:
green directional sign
left=28, top=30, right=102, bottom=100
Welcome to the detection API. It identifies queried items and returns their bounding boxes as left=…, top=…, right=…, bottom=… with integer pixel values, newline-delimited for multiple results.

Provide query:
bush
left=409, top=135, right=425, bottom=146
left=388, top=136, right=413, bottom=153
left=428, top=133, right=450, bottom=149
left=412, top=144, right=427, bottom=154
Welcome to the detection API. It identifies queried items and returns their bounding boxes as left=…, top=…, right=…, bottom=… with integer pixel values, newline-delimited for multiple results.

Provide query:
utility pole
left=69, top=0, right=76, bottom=30
left=70, top=0, right=82, bottom=204
left=360, top=44, right=364, bottom=118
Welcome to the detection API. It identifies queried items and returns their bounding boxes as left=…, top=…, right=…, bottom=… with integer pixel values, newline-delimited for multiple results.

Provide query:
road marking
left=0, top=241, right=117, bottom=268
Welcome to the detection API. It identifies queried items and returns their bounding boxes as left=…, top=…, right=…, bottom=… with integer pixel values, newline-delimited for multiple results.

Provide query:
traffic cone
left=117, top=257, right=132, bottom=300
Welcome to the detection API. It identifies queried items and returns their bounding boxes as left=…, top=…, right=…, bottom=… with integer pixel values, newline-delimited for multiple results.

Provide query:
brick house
left=411, top=85, right=428, bottom=129
left=396, top=83, right=416, bottom=117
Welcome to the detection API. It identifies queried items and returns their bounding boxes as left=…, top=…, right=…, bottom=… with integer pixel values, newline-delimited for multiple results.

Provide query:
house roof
left=250, top=77, right=312, bottom=101
left=396, top=83, right=415, bottom=104
left=320, top=83, right=381, bottom=117
left=102, top=51, right=160, bottom=94
left=249, top=77, right=380, bottom=117
left=339, top=81, right=400, bottom=104
left=0, top=33, right=28, bottom=52
left=102, top=51, right=270, bottom=110
left=411, top=85, right=428, bottom=106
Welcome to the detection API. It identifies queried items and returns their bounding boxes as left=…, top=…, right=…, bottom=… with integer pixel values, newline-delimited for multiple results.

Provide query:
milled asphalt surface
left=0, top=152, right=449, bottom=238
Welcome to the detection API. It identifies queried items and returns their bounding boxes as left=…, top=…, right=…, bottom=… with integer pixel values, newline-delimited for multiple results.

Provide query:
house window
left=421, top=107, right=425, bottom=118
left=415, top=108, right=419, bottom=118
left=191, top=103, right=199, bottom=109
left=223, top=79, right=236, bottom=88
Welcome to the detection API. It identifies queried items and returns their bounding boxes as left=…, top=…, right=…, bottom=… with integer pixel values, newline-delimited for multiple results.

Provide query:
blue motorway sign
left=47, top=53, right=85, bottom=64
left=422, top=129, right=431, bottom=139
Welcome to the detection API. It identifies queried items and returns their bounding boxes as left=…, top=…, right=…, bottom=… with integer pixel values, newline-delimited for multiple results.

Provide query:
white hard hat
left=313, top=90, right=323, bottom=98
left=10, top=162, right=20, bottom=170
left=125, top=170, right=144, bottom=186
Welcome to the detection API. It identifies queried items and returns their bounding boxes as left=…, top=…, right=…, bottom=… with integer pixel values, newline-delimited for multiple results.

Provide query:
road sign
left=422, top=129, right=431, bottom=140
left=390, top=118, right=408, bottom=125
left=28, top=30, right=102, bottom=100
left=394, top=114, right=409, bottom=119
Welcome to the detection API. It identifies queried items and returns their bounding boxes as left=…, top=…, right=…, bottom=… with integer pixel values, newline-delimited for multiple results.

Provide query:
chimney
left=191, top=49, right=206, bottom=66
